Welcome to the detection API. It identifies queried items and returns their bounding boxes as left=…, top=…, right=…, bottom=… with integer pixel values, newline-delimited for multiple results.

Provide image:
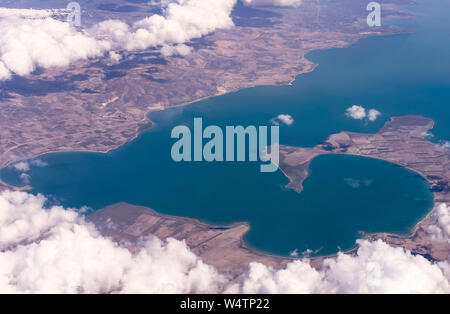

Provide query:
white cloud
left=124, top=0, right=236, bottom=49
left=226, top=259, right=326, bottom=293
left=0, top=60, right=10, bottom=80
left=271, top=114, right=294, bottom=126
left=30, top=159, right=48, bottom=167
left=346, top=105, right=367, bottom=120
left=88, top=0, right=236, bottom=52
left=243, top=0, right=303, bottom=7
left=367, top=109, right=381, bottom=122
left=346, top=105, right=381, bottom=122
left=0, top=0, right=237, bottom=80
left=13, top=161, right=30, bottom=172
left=439, top=261, right=450, bottom=280
left=0, top=191, right=448, bottom=294
left=0, top=192, right=77, bottom=250
left=427, top=204, right=450, bottom=244
left=322, top=240, right=449, bottom=293
left=0, top=16, right=110, bottom=80
left=19, top=173, right=30, bottom=184
left=160, top=44, right=193, bottom=57
left=228, top=240, right=450, bottom=293
left=0, top=191, right=225, bottom=293
left=10, top=160, right=46, bottom=184
left=108, top=51, right=122, bottom=64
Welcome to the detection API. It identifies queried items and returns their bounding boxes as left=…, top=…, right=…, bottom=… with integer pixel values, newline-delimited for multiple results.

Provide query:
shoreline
left=87, top=202, right=297, bottom=272
left=1, top=115, right=445, bottom=263
left=84, top=192, right=441, bottom=272
left=0, top=23, right=413, bottom=171
left=277, top=115, right=449, bottom=262
left=2, top=9, right=441, bottom=263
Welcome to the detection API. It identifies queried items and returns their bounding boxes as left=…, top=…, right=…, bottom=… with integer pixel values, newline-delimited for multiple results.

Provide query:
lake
left=1, top=0, right=448, bottom=256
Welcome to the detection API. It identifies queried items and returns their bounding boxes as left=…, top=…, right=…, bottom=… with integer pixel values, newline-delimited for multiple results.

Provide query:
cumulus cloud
left=367, top=109, right=381, bottom=122
left=10, top=160, right=47, bottom=184
left=0, top=16, right=110, bottom=80
left=226, top=259, right=326, bottom=293
left=346, top=106, right=381, bottom=122
left=427, top=204, right=450, bottom=244
left=0, top=191, right=449, bottom=294
left=160, top=44, right=193, bottom=57
left=0, top=0, right=237, bottom=80
left=346, top=105, right=367, bottom=120
left=19, top=173, right=30, bottom=184
left=13, top=161, right=30, bottom=172
left=322, top=240, right=449, bottom=293
left=271, top=114, right=294, bottom=126
left=0, top=193, right=76, bottom=250
left=30, top=159, right=48, bottom=167
left=108, top=51, right=122, bottom=64
left=0, top=191, right=225, bottom=293
left=243, top=0, right=303, bottom=7
left=88, top=0, right=236, bottom=51
left=227, top=240, right=450, bottom=293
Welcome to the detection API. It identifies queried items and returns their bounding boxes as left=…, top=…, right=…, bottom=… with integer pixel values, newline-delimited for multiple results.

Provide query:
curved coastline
left=0, top=18, right=414, bottom=171
left=276, top=115, right=449, bottom=261
left=1, top=117, right=442, bottom=262
left=2, top=3, right=447, bottom=264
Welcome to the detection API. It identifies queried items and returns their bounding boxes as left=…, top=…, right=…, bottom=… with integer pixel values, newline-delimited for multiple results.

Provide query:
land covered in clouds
left=0, top=0, right=414, bottom=169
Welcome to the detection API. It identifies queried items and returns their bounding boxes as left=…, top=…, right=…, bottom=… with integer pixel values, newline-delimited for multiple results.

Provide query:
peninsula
left=87, top=116, right=449, bottom=272
left=278, top=115, right=449, bottom=261
left=88, top=202, right=292, bottom=273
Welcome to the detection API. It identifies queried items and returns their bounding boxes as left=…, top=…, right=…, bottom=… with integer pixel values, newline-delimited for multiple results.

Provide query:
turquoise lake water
left=1, top=0, right=448, bottom=256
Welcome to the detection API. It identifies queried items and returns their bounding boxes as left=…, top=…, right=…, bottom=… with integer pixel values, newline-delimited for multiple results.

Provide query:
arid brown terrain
left=3, top=1, right=445, bottom=270
left=0, top=0, right=414, bottom=170
left=88, top=202, right=292, bottom=273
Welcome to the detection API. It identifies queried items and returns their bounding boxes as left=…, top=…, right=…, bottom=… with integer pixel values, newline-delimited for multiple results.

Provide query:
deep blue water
left=1, top=0, right=448, bottom=256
